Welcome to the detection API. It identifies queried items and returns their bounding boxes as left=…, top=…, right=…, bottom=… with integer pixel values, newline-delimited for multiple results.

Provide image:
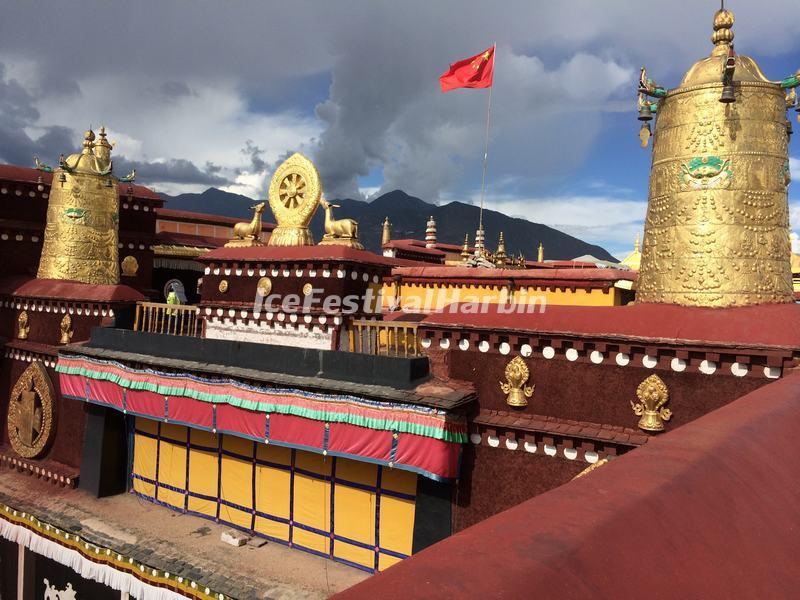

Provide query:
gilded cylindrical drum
left=637, top=80, right=793, bottom=307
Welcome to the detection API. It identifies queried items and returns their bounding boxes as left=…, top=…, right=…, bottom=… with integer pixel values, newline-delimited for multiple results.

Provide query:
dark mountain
left=160, top=188, right=615, bottom=262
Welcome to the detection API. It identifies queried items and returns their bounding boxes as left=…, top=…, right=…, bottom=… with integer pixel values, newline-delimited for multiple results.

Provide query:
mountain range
left=160, top=188, right=616, bottom=262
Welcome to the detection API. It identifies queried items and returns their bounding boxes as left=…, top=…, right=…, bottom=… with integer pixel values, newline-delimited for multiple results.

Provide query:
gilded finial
left=495, top=232, right=507, bottom=265
left=500, top=356, right=534, bottom=407
left=634, top=232, right=640, bottom=252
left=382, top=217, right=392, bottom=246
left=711, top=7, right=734, bottom=50
left=537, top=242, right=544, bottom=263
left=631, top=374, right=672, bottom=432
left=461, top=233, right=471, bottom=260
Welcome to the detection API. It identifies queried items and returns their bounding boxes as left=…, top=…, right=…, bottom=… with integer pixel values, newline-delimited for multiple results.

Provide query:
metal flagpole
left=476, top=43, right=495, bottom=256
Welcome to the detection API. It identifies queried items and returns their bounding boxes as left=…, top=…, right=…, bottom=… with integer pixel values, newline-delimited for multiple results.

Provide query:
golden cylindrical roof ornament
left=637, top=9, right=794, bottom=307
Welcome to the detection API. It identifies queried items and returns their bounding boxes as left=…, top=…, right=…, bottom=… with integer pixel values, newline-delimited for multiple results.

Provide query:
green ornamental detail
left=64, top=207, right=86, bottom=224
left=783, top=160, right=792, bottom=187
left=679, top=155, right=732, bottom=190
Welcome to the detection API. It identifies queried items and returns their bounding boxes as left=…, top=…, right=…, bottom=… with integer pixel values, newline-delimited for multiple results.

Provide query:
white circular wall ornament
left=439, top=338, right=451, bottom=350
left=699, top=359, right=717, bottom=375
left=420, top=338, right=432, bottom=349
left=520, top=344, right=532, bottom=357
left=563, top=448, right=578, bottom=460
left=458, top=339, right=470, bottom=351
left=478, top=340, right=490, bottom=353
left=505, top=438, right=518, bottom=451
left=731, top=362, right=748, bottom=377
left=590, top=350, right=603, bottom=364
left=642, top=354, right=658, bottom=369
left=542, top=346, right=555, bottom=359
left=544, top=444, right=557, bottom=456
left=499, top=342, right=510, bottom=355
left=565, top=348, right=579, bottom=361
left=584, top=451, right=599, bottom=464
left=469, top=433, right=481, bottom=445
left=671, top=357, right=687, bottom=372
left=615, top=353, right=630, bottom=366
left=764, top=366, right=781, bottom=379
left=487, top=436, right=500, bottom=448
left=524, top=441, right=537, bottom=453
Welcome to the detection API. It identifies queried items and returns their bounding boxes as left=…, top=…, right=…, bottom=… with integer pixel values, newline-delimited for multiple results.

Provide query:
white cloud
left=790, top=157, right=800, bottom=181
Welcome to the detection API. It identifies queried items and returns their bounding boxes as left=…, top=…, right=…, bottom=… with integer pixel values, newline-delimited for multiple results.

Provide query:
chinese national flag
left=439, top=45, right=495, bottom=92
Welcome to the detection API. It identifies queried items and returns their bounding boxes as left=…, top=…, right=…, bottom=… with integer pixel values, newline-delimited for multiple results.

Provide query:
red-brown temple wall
left=453, top=443, right=585, bottom=532
left=428, top=347, right=768, bottom=431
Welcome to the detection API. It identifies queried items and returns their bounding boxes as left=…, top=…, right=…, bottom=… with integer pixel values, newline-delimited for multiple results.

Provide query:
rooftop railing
left=347, top=318, right=421, bottom=357
left=133, top=302, right=201, bottom=337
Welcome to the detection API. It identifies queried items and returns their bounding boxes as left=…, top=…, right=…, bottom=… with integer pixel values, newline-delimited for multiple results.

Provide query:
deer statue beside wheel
left=319, top=199, right=364, bottom=250
left=225, top=202, right=266, bottom=247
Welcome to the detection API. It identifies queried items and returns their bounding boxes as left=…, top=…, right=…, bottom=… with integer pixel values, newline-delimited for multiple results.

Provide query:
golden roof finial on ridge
left=711, top=6, right=735, bottom=52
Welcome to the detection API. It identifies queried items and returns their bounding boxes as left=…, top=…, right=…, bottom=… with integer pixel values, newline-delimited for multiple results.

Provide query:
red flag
left=439, top=45, right=495, bottom=93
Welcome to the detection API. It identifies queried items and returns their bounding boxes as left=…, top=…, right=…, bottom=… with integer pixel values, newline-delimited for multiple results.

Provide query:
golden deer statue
left=319, top=199, right=363, bottom=249
left=226, top=202, right=266, bottom=247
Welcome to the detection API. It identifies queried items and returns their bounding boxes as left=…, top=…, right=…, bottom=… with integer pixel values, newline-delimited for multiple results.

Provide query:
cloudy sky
left=1, top=1, right=798, bottom=258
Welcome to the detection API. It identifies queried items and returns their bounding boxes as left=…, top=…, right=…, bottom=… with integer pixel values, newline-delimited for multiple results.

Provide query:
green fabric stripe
left=57, top=362, right=466, bottom=443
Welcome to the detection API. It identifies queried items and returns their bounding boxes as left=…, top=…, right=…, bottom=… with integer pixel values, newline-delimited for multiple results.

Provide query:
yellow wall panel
left=219, top=504, right=252, bottom=530
left=295, top=450, right=332, bottom=476
left=334, top=540, right=373, bottom=569
left=254, top=517, right=289, bottom=542
left=133, top=434, right=157, bottom=482
left=334, top=485, right=375, bottom=545
left=378, top=553, right=403, bottom=571
left=256, top=442, right=291, bottom=465
left=293, top=529, right=329, bottom=555
left=379, top=496, right=415, bottom=556
left=223, top=433, right=254, bottom=458
left=220, top=454, right=253, bottom=510
left=157, top=441, right=187, bottom=509
left=336, top=457, right=377, bottom=487
left=381, top=468, right=417, bottom=496
left=293, top=473, right=331, bottom=533
left=255, top=465, right=290, bottom=520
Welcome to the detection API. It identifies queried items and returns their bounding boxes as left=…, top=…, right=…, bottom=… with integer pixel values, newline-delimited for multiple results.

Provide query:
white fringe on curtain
left=0, top=516, right=191, bottom=600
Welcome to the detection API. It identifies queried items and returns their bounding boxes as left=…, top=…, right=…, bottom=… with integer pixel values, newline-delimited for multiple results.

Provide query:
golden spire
left=495, top=232, right=507, bottom=266
left=711, top=7, right=734, bottom=54
left=537, top=242, right=544, bottom=263
left=634, top=232, right=640, bottom=253
left=382, top=217, right=391, bottom=246
left=461, top=233, right=471, bottom=261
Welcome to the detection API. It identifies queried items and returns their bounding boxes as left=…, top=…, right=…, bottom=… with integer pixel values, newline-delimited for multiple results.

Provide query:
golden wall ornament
left=631, top=374, right=672, bottom=432
left=37, top=128, right=120, bottom=285
left=636, top=8, right=794, bottom=307
left=218, top=279, right=229, bottom=293
left=17, top=311, right=29, bottom=339
left=500, top=356, right=534, bottom=408
left=256, top=277, right=272, bottom=296
left=59, top=314, right=73, bottom=345
left=225, top=202, right=266, bottom=247
left=318, top=199, right=364, bottom=250
left=302, top=282, right=314, bottom=296
left=7, top=361, right=57, bottom=459
left=121, top=255, right=139, bottom=277
left=267, top=153, right=321, bottom=247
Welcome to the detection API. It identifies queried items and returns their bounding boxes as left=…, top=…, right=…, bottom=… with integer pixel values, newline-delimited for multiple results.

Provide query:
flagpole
left=476, top=43, right=495, bottom=256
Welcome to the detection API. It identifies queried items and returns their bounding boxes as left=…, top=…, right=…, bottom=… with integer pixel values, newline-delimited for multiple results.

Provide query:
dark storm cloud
left=241, top=140, right=266, bottom=173
left=114, top=156, right=230, bottom=187
left=158, top=81, right=196, bottom=101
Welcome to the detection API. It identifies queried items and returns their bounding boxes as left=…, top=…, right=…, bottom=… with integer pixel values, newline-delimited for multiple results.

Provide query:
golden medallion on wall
left=266, top=153, right=321, bottom=247
left=218, top=279, right=229, bottom=293
left=7, top=361, right=57, bottom=459
left=121, top=255, right=139, bottom=277
left=500, top=356, right=534, bottom=408
left=302, top=283, right=314, bottom=296
left=256, top=277, right=273, bottom=296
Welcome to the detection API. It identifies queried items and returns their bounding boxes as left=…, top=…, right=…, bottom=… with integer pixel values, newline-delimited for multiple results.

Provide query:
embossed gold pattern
left=121, top=255, right=139, bottom=277
left=59, top=314, right=73, bottom=345
left=500, top=356, right=534, bottom=408
left=631, top=374, right=671, bottom=433
left=267, top=153, right=321, bottom=247
left=17, top=311, right=29, bottom=340
left=218, top=280, right=229, bottom=293
left=637, top=9, right=793, bottom=307
left=256, top=277, right=273, bottom=297
left=37, top=128, right=120, bottom=285
left=7, top=361, right=56, bottom=458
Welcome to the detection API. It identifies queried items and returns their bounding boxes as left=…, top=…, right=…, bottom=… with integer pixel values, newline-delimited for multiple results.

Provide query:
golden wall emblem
left=302, top=282, right=314, bottom=296
left=17, top=311, right=29, bottom=339
left=256, top=277, right=273, bottom=297
left=7, top=361, right=56, bottom=458
left=121, top=255, right=139, bottom=276
left=59, top=314, right=73, bottom=345
left=267, top=153, right=321, bottom=247
left=500, top=356, right=534, bottom=407
left=631, top=374, right=672, bottom=432
left=218, top=279, right=229, bottom=293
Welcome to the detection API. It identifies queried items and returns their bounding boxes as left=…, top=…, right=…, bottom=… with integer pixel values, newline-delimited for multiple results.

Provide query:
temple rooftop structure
left=1, top=4, right=799, bottom=596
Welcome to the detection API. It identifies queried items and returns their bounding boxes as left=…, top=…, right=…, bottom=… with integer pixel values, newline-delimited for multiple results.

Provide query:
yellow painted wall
left=131, top=418, right=417, bottom=572
left=381, top=281, right=622, bottom=311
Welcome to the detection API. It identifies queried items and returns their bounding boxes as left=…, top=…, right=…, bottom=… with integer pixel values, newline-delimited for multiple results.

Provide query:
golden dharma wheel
left=267, top=153, right=321, bottom=247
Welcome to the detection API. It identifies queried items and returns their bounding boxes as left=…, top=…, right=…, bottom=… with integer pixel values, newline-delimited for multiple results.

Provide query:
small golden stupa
left=37, top=128, right=121, bottom=285
left=636, top=8, right=795, bottom=307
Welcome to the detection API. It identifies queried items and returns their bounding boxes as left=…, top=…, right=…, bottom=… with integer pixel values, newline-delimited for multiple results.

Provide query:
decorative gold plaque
left=256, top=277, right=273, bottom=296
left=121, top=255, right=139, bottom=276
left=302, top=283, right=314, bottom=296
left=500, top=356, right=534, bottom=407
left=7, top=361, right=56, bottom=458
left=17, top=311, right=29, bottom=339
left=59, top=314, right=73, bottom=345
left=631, top=374, right=672, bottom=432
left=218, top=280, right=229, bottom=293
left=266, top=153, right=321, bottom=247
